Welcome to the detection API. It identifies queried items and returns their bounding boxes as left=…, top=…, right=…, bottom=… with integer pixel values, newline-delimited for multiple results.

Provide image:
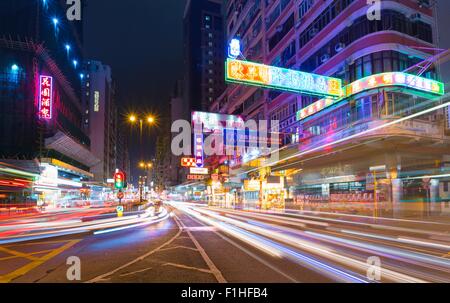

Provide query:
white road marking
left=173, top=214, right=227, bottom=283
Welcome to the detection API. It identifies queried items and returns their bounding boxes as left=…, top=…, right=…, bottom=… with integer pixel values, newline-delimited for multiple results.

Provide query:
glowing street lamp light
left=11, top=64, right=19, bottom=72
left=129, top=115, right=137, bottom=123
left=147, top=116, right=155, bottom=124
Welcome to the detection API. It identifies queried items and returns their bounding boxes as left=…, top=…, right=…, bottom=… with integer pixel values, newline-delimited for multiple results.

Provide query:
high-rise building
left=183, top=0, right=226, bottom=112
left=0, top=0, right=97, bottom=206
left=214, top=0, right=449, bottom=212
left=82, top=60, right=118, bottom=184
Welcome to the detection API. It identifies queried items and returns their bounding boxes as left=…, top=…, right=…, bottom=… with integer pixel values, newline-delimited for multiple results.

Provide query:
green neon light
left=225, top=58, right=343, bottom=98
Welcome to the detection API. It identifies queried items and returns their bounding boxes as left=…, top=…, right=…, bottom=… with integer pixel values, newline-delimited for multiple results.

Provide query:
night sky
left=84, top=0, right=186, bottom=181
left=83, top=0, right=450, bottom=181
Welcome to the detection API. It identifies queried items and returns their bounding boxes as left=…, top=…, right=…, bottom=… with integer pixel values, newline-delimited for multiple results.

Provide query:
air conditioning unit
left=410, top=13, right=422, bottom=22
left=321, top=54, right=330, bottom=63
left=295, top=20, right=302, bottom=29
left=335, top=43, right=345, bottom=52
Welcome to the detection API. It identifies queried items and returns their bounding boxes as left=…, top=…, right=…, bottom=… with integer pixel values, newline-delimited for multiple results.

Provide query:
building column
left=430, top=179, right=441, bottom=214
left=391, top=179, right=403, bottom=217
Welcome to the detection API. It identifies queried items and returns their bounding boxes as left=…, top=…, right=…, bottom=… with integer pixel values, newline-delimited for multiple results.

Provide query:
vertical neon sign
left=194, top=133, right=204, bottom=168
left=39, top=75, right=53, bottom=120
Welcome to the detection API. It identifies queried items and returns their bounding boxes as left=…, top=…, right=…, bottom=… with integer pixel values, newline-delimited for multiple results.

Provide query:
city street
left=1, top=202, right=449, bottom=283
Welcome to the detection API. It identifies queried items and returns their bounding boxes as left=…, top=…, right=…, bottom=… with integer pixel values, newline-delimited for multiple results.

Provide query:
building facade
left=82, top=60, right=118, bottom=184
left=0, top=0, right=98, bottom=206
left=183, top=0, right=226, bottom=112
left=210, top=0, right=449, bottom=214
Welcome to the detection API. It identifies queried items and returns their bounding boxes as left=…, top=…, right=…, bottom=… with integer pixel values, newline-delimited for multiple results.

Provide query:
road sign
left=117, top=191, right=124, bottom=200
left=116, top=205, right=124, bottom=212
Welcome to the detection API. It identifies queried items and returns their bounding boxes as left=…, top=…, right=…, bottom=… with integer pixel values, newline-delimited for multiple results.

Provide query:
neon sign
left=39, top=75, right=53, bottom=120
left=228, top=39, right=241, bottom=59
left=194, top=133, right=204, bottom=167
left=297, top=72, right=445, bottom=121
left=226, top=58, right=343, bottom=98
left=345, top=72, right=444, bottom=97
left=297, top=98, right=342, bottom=121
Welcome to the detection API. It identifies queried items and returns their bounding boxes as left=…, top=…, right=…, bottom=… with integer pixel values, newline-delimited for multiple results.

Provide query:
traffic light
left=114, top=171, right=125, bottom=189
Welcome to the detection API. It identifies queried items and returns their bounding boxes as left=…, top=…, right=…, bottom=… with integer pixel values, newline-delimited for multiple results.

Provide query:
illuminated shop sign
left=194, top=133, right=204, bottom=167
left=187, top=174, right=207, bottom=180
left=345, top=72, right=444, bottom=97
left=190, top=167, right=209, bottom=175
left=94, top=91, right=100, bottom=112
left=297, top=72, right=445, bottom=121
left=181, top=157, right=196, bottom=167
left=39, top=75, right=53, bottom=120
left=297, top=98, right=342, bottom=121
left=226, top=58, right=343, bottom=98
left=192, top=111, right=244, bottom=133
left=228, top=38, right=241, bottom=59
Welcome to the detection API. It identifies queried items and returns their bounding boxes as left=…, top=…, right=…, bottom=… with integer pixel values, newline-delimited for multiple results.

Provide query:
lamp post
left=128, top=113, right=156, bottom=164
left=138, top=162, right=153, bottom=203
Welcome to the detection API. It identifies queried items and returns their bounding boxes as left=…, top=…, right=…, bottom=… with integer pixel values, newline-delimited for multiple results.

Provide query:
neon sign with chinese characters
left=39, top=75, right=53, bottom=120
left=225, top=58, right=343, bottom=98
left=194, top=133, right=204, bottom=167
left=297, top=72, right=445, bottom=121
left=297, top=98, right=342, bottom=121
left=345, top=72, right=444, bottom=97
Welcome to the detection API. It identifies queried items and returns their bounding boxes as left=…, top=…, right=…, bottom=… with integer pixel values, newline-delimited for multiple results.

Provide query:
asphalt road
left=1, top=202, right=449, bottom=283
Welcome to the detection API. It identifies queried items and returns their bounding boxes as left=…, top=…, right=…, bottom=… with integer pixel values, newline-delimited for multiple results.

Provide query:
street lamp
left=128, top=113, right=157, bottom=161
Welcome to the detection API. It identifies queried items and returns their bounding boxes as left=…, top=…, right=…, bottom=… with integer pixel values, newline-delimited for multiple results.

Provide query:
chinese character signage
left=39, top=75, right=53, bottom=120
left=297, top=72, right=445, bottom=121
left=194, top=133, right=203, bottom=167
left=345, top=72, right=444, bottom=97
left=192, top=111, right=244, bottom=133
left=226, top=58, right=343, bottom=98
left=187, top=174, right=207, bottom=180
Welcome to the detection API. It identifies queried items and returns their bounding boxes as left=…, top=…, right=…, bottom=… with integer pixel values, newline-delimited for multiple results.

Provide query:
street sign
left=116, top=205, right=124, bottom=212
left=117, top=191, right=124, bottom=200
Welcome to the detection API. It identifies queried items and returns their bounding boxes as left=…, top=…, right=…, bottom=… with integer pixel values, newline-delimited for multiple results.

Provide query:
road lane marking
left=87, top=224, right=183, bottom=282
left=159, top=245, right=198, bottom=252
left=162, top=262, right=213, bottom=274
left=0, top=246, right=42, bottom=261
left=177, top=208, right=299, bottom=282
left=0, top=239, right=81, bottom=283
left=119, top=267, right=154, bottom=277
left=173, top=214, right=227, bottom=283
left=0, top=249, right=55, bottom=261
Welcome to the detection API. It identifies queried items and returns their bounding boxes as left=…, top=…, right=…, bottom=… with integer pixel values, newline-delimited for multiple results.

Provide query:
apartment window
left=205, top=15, right=211, bottom=21
left=299, top=0, right=314, bottom=20
left=444, top=182, right=449, bottom=192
